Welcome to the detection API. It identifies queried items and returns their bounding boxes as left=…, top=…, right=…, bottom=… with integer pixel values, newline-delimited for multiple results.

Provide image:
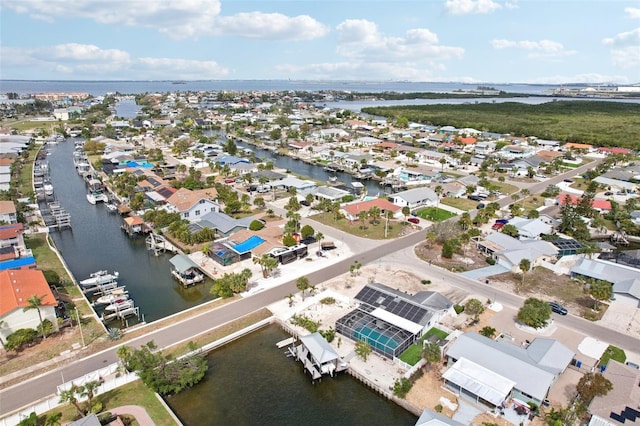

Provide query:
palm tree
left=24, top=295, right=47, bottom=340
left=314, top=231, right=324, bottom=253
left=519, top=258, right=531, bottom=289
left=59, top=385, right=84, bottom=417
left=79, top=380, right=103, bottom=414
left=434, top=185, right=443, bottom=219
left=296, top=276, right=310, bottom=301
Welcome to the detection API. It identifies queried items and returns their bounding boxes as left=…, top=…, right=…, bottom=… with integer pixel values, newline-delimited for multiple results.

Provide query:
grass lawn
left=398, top=327, right=449, bottom=366
left=3, top=119, right=58, bottom=133
left=415, top=207, right=457, bottom=222
left=520, top=194, right=546, bottom=211
left=310, top=211, right=411, bottom=239
left=490, top=181, right=519, bottom=195
left=441, top=197, right=476, bottom=211
left=42, top=380, right=178, bottom=426
left=599, top=345, right=626, bottom=367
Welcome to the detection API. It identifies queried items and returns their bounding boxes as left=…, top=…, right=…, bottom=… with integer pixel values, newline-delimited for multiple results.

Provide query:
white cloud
left=603, top=27, right=640, bottom=46
left=335, top=19, right=463, bottom=62
left=504, top=1, right=519, bottom=10
left=215, top=12, right=328, bottom=40
left=609, top=46, right=640, bottom=69
left=444, top=0, right=502, bottom=15
left=625, top=7, right=640, bottom=19
left=2, top=0, right=327, bottom=41
left=491, top=38, right=575, bottom=59
left=0, top=43, right=229, bottom=79
left=526, top=73, right=632, bottom=85
left=276, top=61, right=441, bottom=81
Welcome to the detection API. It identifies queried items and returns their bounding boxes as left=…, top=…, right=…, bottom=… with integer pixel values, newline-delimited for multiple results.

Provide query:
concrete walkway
left=109, top=405, right=155, bottom=426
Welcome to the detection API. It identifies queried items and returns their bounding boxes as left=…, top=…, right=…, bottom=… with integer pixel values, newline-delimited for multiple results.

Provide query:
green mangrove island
left=362, top=100, right=640, bottom=149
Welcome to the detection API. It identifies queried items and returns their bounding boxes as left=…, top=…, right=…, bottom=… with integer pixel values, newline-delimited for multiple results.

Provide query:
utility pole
left=76, top=308, right=85, bottom=348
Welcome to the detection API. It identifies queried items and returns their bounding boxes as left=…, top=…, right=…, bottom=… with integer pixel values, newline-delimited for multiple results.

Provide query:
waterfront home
left=310, top=128, right=349, bottom=142
left=500, top=144, right=534, bottom=160
left=475, top=232, right=559, bottom=272
left=443, top=332, right=574, bottom=409
left=0, top=269, right=59, bottom=341
left=389, top=187, right=438, bottom=210
left=588, top=360, right=640, bottom=426
left=394, top=165, right=438, bottom=184
left=195, top=211, right=252, bottom=238
left=166, top=188, right=220, bottom=222
left=336, top=282, right=453, bottom=359
left=0, top=200, right=17, bottom=224
left=270, top=176, right=317, bottom=192
left=213, top=155, right=249, bottom=166
left=0, top=158, right=14, bottom=192
left=122, top=215, right=148, bottom=237
left=312, top=186, right=351, bottom=202
left=415, top=409, right=465, bottom=426
left=340, top=198, right=403, bottom=221
left=169, top=254, right=204, bottom=286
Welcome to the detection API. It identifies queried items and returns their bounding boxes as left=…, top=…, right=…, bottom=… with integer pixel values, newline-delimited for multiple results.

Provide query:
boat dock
left=146, top=233, right=178, bottom=256
left=41, top=201, right=72, bottom=230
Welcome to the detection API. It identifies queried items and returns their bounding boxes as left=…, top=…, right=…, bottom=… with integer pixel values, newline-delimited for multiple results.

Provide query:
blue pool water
left=231, top=235, right=265, bottom=253
left=124, top=161, right=154, bottom=168
left=355, top=326, right=400, bottom=353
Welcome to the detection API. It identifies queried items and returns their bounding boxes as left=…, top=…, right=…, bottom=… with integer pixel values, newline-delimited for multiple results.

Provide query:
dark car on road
left=548, top=302, right=568, bottom=315
left=407, top=217, right=420, bottom=224
left=300, top=200, right=310, bottom=207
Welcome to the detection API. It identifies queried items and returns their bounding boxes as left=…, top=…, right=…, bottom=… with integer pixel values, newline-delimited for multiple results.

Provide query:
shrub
left=319, top=327, right=336, bottom=343
left=282, top=234, right=297, bottom=247
left=485, top=256, right=496, bottom=265
left=453, top=304, right=464, bottom=314
left=249, top=220, right=264, bottom=231
left=300, top=224, right=315, bottom=239
left=290, top=314, right=320, bottom=333
left=319, top=297, right=336, bottom=305
left=434, top=404, right=443, bottom=413
left=392, top=377, right=412, bottom=398
left=421, top=279, right=431, bottom=285
left=442, top=240, right=455, bottom=258
left=5, top=328, right=38, bottom=351
left=37, top=319, right=55, bottom=338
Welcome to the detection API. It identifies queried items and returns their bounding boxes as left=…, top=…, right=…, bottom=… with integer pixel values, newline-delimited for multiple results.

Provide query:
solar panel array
left=355, top=285, right=428, bottom=324
left=550, top=239, right=583, bottom=251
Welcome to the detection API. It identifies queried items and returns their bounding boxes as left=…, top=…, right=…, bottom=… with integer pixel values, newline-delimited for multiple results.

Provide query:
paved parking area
left=599, top=299, right=639, bottom=333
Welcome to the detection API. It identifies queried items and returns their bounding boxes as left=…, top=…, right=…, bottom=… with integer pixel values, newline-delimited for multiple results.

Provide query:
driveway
left=599, top=299, right=639, bottom=334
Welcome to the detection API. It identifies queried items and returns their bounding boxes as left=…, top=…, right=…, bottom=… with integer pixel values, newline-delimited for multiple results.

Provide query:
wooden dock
left=146, top=233, right=178, bottom=256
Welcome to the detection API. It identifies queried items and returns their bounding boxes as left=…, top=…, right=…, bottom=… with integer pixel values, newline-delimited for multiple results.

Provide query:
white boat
left=80, top=270, right=119, bottom=286
left=106, top=203, right=118, bottom=213
left=95, top=289, right=129, bottom=305
left=105, top=299, right=135, bottom=312
left=44, top=183, right=54, bottom=196
left=328, top=176, right=338, bottom=184
left=87, top=191, right=108, bottom=204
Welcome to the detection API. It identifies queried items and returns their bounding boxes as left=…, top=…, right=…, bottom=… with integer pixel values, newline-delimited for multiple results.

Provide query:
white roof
left=299, top=333, right=339, bottom=364
left=370, top=307, right=423, bottom=335
left=443, top=357, right=515, bottom=406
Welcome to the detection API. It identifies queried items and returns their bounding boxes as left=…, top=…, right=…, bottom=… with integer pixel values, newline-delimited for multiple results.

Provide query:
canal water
left=166, top=324, right=418, bottom=426
left=46, top=140, right=216, bottom=323
left=213, top=135, right=388, bottom=196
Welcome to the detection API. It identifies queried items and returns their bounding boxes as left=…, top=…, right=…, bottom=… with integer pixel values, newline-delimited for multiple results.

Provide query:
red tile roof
left=557, top=194, right=612, bottom=210
left=598, top=147, right=632, bottom=155
left=0, top=223, right=23, bottom=240
left=0, top=269, right=56, bottom=316
left=342, top=198, right=401, bottom=216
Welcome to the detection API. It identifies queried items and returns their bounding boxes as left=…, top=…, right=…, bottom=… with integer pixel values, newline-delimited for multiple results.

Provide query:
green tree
left=589, top=280, right=612, bottom=310
left=58, top=384, right=84, bottom=417
left=464, top=298, right=485, bottom=322
left=519, top=258, right=531, bottom=289
left=300, top=224, right=315, bottom=239
left=422, top=341, right=441, bottom=365
left=479, top=326, right=496, bottom=338
left=501, top=223, right=520, bottom=238
left=355, top=339, right=372, bottom=362
left=117, top=341, right=208, bottom=396
left=402, top=206, right=411, bottom=218
left=434, top=185, right=443, bottom=217
left=23, top=295, right=47, bottom=340
left=296, top=276, right=310, bottom=300
left=576, top=373, right=613, bottom=404
left=79, top=380, right=103, bottom=414
left=517, top=297, right=551, bottom=329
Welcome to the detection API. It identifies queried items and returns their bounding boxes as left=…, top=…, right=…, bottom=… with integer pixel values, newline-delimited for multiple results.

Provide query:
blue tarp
left=0, top=256, right=36, bottom=271
left=231, top=235, right=265, bottom=254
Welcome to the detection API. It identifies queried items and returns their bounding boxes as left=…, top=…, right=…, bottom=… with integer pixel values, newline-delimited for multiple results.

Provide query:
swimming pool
left=354, top=326, right=400, bottom=353
left=231, top=235, right=265, bottom=254
left=124, top=161, right=154, bottom=168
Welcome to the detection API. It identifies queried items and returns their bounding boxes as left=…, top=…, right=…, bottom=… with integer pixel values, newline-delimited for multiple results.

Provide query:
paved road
left=0, top=155, right=619, bottom=415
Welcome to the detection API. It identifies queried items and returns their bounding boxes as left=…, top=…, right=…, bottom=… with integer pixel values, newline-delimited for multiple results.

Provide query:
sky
left=0, top=0, right=638, bottom=84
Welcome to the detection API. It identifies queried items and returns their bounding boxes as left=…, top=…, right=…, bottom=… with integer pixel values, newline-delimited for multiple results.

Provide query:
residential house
left=476, top=232, right=558, bottom=272
left=508, top=217, right=553, bottom=239
left=475, top=141, right=496, bottom=155
left=0, top=201, right=17, bottom=224
left=0, top=269, right=59, bottom=342
left=588, top=360, right=640, bottom=426
left=556, top=194, right=612, bottom=213
left=313, top=186, right=351, bottom=202
left=394, top=166, right=437, bottom=184
left=390, top=187, right=438, bottom=210
left=593, top=176, right=637, bottom=192
left=292, top=332, right=346, bottom=379
left=194, top=211, right=253, bottom=238
left=564, top=142, right=593, bottom=152
left=336, top=282, right=453, bottom=359
left=443, top=332, right=574, bottom=408
left=270, top=176, right=317, bottom=192
left=166, top=188, right=220, bottom=222
left=0, top=158, right=14, bottom=192
left=340, top=198, right=403, bottom=221
left=570, top=258, right=640, bottom=307
left=415, top=410, right=465, bottom=426
left=441, top=181, right=467, bottom=198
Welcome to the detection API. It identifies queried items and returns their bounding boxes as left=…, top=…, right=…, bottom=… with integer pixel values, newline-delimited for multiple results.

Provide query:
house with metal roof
left=570, top=258, right=640, bottom=307
left=270, top=176, right=317, bottom=192
left=336, top=283, right=453, bottom=359
left=508, top=217, right=553, bottom=239
left=390, top=187, right=438, bottom=210
left=290, top=333, right=348, bottom=380
left=588, top=360, right=640, bottom=426
left=443, top=332, right=574, bottom=408
left=196, top=211, right=253, bottom=237
left=415, top=409, right=466, bottom=426
left=475, top=232, right=558, bottom=272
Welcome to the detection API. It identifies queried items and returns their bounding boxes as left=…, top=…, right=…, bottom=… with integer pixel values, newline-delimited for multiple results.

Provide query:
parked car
left=300, top=200, right=310, bottom=207
left=563, top=179, right=574, bottom=183
left=468, top=195, right=482, bottom=201
left=224, top=178, right=235, bottom=184
left=604, top=191, right=613, bottom=196
left=548, top=302, right=568, bottom=315
left=625, top=362, right=640, bottom=370
left=407, top=217, right=420, bottom=224
left=476, top=203, right=486, bottom=209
